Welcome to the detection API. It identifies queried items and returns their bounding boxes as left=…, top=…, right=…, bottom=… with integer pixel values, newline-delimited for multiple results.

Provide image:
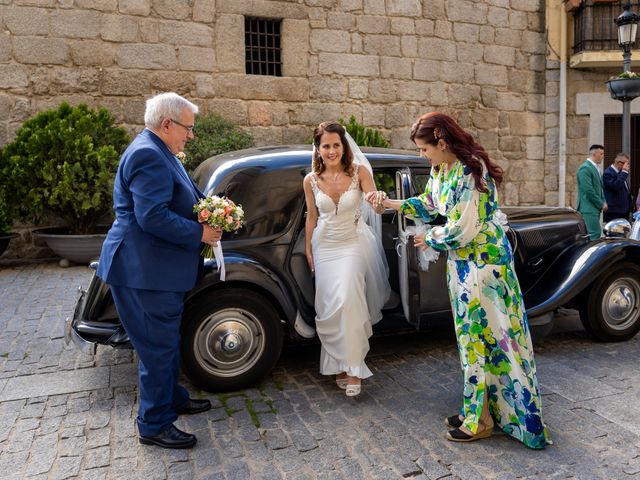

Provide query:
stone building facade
left=0, top=0, right=548, bottom=206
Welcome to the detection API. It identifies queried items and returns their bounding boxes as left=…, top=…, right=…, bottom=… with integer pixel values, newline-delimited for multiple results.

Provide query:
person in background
left=603, top=152, right=633, bottom=222
left=576, top=144, right=607, bottom=240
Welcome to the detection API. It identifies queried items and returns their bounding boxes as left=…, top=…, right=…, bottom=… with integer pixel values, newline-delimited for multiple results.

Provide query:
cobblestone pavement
left=2, top=263, right=640, bottom=479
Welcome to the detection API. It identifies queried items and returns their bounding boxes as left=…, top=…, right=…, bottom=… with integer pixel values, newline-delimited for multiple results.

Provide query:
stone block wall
left=547, top=65, right=618, bottom=209
left=0, top=0, right=548, bottom=206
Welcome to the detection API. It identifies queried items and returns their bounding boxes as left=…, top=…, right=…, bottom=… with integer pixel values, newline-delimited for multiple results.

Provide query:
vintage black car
left=65, top=146, right=640, bottom=392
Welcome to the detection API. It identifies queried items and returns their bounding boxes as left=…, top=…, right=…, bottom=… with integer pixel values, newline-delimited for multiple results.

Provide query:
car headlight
left=603, top=218, right=631, bottom=238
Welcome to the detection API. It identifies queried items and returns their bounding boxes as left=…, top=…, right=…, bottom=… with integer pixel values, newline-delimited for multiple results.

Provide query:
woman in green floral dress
left=368, top=112, right=549, bottom=449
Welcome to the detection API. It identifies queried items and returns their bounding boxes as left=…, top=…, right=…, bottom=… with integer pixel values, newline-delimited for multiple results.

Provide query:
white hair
left=144, top=92, right=199, bottom=129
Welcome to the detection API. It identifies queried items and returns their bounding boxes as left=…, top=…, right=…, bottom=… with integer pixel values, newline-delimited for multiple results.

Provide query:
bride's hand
left=306, top=253, right=315, bottom=274
left=364, top=191, right=375, bottom=205
left=365, top=190, right=387, bottom=207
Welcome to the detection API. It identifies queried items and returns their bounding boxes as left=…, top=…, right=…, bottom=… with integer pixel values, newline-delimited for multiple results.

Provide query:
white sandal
left=345, top=382, right=361, bottom=397
left=336, top=377, right=348, bottom=389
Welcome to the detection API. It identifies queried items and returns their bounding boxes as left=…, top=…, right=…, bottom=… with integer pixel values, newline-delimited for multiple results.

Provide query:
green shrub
left=182, top=113, right=253, bottom=173
left=338, top=115, right=392, bottom=191
left=615, top=71, right=640, bottom=79
left=0, top=102, right=129, bottom=235
left=0, top=191, right=11, bottom=234
left=339, top=115, right=390, bottom=148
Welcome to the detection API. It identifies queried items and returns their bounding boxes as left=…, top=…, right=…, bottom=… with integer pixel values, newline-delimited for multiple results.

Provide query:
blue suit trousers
left=110, top=286, right=190, bottom=436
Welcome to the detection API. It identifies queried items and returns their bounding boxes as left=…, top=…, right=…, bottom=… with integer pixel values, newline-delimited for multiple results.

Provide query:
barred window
left=245, top=17, right=282, bottom=77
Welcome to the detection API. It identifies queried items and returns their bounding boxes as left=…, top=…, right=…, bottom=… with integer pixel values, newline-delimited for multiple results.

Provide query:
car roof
left=192, top=145, right=426, bottom=241
left=194, top=144, right=425, bottom=187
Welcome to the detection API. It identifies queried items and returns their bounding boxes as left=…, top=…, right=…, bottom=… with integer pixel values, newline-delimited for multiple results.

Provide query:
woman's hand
left=414, top=233, right=428, bottom=251
left=365, top=190, right=387, bottom=208
left=306, top=252, right=315, bottom=274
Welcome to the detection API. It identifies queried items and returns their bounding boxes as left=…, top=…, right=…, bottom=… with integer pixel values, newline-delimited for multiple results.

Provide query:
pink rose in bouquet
left=193, top=195, right=245, bottom=258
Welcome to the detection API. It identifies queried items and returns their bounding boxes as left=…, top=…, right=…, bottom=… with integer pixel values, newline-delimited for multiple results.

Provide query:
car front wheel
left=181, top=288, right=284, bottom=392
left=579, top=262, right=640, bottom=342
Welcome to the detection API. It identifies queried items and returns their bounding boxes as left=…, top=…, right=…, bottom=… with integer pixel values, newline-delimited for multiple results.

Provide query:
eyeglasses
left=170, top=118, right=195, bottom=133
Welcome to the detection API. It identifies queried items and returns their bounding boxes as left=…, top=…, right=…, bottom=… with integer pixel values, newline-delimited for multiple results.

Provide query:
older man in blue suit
left=98, top=92, right=221, bottom=449
left=603, top=152, right=634, bottom=222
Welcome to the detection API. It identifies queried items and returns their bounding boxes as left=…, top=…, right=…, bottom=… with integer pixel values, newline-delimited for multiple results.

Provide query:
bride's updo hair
left=312, top=121, right=354, bottom=176
left=410, top=112, right=503, bottom=193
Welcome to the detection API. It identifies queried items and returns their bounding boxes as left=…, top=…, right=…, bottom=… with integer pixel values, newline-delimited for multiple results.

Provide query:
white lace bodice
left=310, top=169, right=362, bottom=245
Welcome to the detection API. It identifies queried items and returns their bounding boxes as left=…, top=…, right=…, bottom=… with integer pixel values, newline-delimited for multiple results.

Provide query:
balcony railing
left=573, top=0, right=640, bottom=54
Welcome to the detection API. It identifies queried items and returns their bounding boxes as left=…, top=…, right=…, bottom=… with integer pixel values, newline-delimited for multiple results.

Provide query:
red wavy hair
left=410, top=112, right=503, bottom=193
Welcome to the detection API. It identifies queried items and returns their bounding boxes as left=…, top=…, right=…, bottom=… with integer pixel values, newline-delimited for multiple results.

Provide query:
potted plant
left=0, top=189, right=17, bottom=257
left=0, top=102, right=129, bottom=263
left=606, top=71, right=640, bottom=102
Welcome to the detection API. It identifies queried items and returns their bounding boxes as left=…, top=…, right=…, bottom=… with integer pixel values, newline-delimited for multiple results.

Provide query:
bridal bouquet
left=193, top=196, right=244, bottom=280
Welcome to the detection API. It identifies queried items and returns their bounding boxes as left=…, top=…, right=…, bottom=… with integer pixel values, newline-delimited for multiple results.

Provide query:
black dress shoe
left=139, top=424, right=197, bottom=449
left=176, top=398, right=212, bottom=415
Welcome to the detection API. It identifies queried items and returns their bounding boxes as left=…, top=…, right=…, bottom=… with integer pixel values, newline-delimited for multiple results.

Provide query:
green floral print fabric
left=401, top=161, right=549, bottom=449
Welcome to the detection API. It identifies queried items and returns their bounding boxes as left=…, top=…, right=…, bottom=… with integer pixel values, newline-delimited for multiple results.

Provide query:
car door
left=396, top=168, right=451, bottom=329
left=396, top=169, right=421, bottom=328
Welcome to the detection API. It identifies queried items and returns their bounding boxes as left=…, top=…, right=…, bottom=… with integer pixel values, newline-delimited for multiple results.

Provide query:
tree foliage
left=339, top=115, right=390, bottom=148
left=0, top=103, right=129, bottom=234
left=0, top=191, right=11, bottom=234
left=182, top=113, right=253, bottom=173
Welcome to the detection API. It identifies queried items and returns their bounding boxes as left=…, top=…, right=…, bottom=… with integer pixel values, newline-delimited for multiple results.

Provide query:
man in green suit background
left=576, top=144, right=607, bottom=240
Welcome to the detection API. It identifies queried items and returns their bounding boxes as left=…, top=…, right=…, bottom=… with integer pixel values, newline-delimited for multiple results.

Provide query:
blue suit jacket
left=98, top=129, right=204, bottom=292
left=603, top=165, right=634, bottom=215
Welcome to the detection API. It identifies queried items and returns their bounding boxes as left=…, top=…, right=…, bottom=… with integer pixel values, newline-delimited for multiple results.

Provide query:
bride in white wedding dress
left=302, top=122, right=390, bottom=397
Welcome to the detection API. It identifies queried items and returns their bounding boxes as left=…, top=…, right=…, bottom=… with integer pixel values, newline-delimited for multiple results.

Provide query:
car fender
left=185, top=251, right=298, bottom=327
left=525, top=239, right=640, bottom=317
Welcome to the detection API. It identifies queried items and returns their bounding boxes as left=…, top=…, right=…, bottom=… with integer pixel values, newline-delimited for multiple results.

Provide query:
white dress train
left=310, top=167, right=390, bottom=379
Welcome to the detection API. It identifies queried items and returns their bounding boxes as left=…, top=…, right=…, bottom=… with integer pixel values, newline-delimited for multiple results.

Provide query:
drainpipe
left=558, top=3, right=568, bottom=207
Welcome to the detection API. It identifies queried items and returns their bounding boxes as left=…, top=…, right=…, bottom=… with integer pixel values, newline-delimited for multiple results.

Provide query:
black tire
left=579, top=262, right=640, bottom=342
left=181, top=288, right=284, bottom=392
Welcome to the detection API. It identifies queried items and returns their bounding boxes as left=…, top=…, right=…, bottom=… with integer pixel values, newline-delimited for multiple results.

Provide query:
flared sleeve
left=426, top=167, right=483, bottom=251
left=399, top=175, right=439, bottom=222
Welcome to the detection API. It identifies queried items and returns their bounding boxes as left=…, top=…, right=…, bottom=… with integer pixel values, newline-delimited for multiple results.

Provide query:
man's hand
left=201, top=225, right=222, bottom=246
left=603, top=202, right=608, bottom=213
left=623, top=160, right=630, bottom=173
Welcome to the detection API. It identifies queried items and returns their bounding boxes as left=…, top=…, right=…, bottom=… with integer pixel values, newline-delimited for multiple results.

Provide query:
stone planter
left=31, top=226, right=109, bottom=264
left=0, top=233, right=18, bottom=257
left=606, top=78, right=640, bottom=102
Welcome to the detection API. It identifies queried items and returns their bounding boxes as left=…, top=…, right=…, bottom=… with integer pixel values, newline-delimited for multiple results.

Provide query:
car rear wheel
left=181, top=288, right=284, bottom=392
left=579, top=262, right=640, bottom=342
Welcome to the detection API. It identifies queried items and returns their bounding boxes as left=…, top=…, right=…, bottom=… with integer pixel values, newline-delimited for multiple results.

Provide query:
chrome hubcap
left=220, top=332, right=242, bottom=353
left=603, top=277, right=640, bottom=331
left=193, top=308, right=265, bottom=378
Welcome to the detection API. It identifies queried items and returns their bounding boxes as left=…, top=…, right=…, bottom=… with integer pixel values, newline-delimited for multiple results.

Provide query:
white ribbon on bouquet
left=211, top=241, right=226, bottom=281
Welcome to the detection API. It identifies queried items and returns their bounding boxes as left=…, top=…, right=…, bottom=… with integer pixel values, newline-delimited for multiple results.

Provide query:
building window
left=604, top=114, right=640, bottom=196
left=573, top=0, right=640, bottom=54
left=245, top=17, right=282, bottom=77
